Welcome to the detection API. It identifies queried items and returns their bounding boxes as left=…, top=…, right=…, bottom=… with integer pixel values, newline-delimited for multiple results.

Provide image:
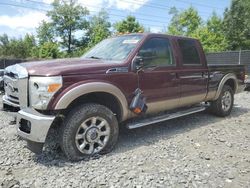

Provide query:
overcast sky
left=0, top=0, right=231, bottom=38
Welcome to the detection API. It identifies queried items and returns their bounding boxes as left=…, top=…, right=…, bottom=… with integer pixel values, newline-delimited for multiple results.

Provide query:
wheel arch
left=54, top=82, right=129, bottom=121
left=214, top=73, right=237, bottom=100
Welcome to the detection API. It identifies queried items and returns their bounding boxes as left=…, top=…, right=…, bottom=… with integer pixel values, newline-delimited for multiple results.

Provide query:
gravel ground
left=0, top=92, right=250, bottom=188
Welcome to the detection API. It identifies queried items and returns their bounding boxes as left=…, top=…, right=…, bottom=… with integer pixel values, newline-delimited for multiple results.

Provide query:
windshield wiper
left=88, top=56, right=102, bottom=59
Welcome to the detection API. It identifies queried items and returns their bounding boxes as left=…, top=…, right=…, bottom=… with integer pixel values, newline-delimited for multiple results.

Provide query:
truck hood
left=20, top=58, right=124, bottom=76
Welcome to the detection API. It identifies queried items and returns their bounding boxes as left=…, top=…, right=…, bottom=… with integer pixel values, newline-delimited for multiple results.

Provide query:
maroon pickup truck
left=3, top=33, right=246, bottom=161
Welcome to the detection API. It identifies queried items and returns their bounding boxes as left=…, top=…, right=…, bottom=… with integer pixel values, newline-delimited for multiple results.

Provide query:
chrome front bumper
left=3, top=98, right=56, bottom=153
left=15, top=108, right=55, bottom=143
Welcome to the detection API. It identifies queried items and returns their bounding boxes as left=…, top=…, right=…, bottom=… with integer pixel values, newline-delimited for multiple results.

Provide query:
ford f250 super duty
left=2, top=33, right=246, bottom=161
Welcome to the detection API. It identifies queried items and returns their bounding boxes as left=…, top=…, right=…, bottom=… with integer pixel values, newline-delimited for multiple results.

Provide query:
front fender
left=52, top=82, right=129, bottom=121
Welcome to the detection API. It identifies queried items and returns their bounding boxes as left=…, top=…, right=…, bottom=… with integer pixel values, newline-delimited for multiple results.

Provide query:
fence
left=206, top=50, right=250, bottom=65
left=0, top=59, right=25, bottom=69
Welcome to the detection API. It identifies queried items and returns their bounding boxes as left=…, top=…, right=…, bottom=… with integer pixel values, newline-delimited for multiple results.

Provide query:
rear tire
left=209, top=85, right=234, bottom=117
left=60, top=103, right=119, bottom=161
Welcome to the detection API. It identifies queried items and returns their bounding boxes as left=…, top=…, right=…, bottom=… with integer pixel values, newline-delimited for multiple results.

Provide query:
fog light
left=19, top=119, right=31, bottom=134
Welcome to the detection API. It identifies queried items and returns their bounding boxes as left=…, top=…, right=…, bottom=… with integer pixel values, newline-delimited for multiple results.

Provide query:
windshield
left=82, top=35, right=143, bottom=61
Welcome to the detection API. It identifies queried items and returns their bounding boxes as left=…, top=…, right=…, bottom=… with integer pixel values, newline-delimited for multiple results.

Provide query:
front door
left=137, top=37, right=181, bottom=114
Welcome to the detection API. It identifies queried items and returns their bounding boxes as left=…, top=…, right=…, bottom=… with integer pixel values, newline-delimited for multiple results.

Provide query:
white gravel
left=0, top=92, right=250, bottom=188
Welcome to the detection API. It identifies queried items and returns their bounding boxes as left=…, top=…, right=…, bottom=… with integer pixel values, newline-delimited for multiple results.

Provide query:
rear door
left=176, top=38, right=208, bottom=106
left=137, top=37, right=181, bottom=114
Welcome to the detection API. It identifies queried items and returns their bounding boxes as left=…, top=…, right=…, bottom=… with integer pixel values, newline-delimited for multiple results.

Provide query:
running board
left=127, top=106, right=206, bottom=129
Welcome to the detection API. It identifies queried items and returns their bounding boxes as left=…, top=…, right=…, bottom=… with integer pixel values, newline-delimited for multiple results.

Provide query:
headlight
left=29, top=76, right=62, bottom=109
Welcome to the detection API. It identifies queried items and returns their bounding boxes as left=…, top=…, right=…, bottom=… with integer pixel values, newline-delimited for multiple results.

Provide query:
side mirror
left=133, top=56, right=144, bottom=71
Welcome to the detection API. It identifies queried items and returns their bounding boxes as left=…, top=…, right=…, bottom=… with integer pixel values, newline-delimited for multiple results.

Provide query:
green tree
left=87, top=10, right=111, bottom=47
left=207, top=12, right=223, bottom=34
left=22, top=34, right=36, bottom=58
left=37, top=20, right=54, bottom=45
left=0, top=34, right=10, bottom=56
left=192, top=27, right=227, bottom=52
left=167, top=8, right=227, bottom=52
left=0, top=34, right=36, bottom=59
left=192, top=13, right=227, bottom=52
left=39, top=42, right=60, bottom=59
left=47, top=0, right=89, bottom=55
left=223, top=0, right=250, bottom=50
left=168, top=7, right=202, bottom=36
left=167, top=7, right=182, bottom=35
left=114, top=16, right=144, bottom=33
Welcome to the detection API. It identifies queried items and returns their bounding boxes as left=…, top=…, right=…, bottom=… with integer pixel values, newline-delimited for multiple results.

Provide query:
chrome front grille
left=3, top=64, right=28, bottom=109
left=4, top=77, right=20, bottom=104
left=4, top=75, right=21, bottom=107
left=6, top=95, right=20, bottom=105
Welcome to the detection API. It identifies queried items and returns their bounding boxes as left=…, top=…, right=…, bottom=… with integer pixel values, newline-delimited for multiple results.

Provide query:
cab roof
left=119, top=32, right=197, bottom=41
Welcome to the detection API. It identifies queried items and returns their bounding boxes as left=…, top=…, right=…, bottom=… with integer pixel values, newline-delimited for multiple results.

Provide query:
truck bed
left=208, top=64, right=246, bottom=73
left=207, top=64, right=246, bottom=96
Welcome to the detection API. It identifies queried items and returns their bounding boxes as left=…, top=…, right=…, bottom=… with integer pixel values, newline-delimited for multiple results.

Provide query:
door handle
left=170, top=72, right=178, bottom=78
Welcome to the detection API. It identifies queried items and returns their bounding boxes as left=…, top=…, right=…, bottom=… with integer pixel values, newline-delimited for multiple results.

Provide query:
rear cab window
left=178, top=39, right=202, bottom=66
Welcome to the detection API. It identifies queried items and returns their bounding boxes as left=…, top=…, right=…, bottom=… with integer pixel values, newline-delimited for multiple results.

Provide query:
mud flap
left=26, top=140, right=44, bottom=154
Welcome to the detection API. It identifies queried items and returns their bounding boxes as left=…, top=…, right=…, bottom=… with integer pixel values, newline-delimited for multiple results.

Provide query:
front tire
left=60, top=103, right=119, bottom=161
left=209, top=85, right=234, bottom=117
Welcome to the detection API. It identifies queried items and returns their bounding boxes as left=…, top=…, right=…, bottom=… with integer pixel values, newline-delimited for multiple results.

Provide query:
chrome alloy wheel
left=221, top=91, right=232, bottom=111
left=75, top=116, right=111, bottom=155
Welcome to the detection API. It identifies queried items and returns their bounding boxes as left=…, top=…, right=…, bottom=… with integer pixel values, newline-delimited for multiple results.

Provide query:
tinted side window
left=138, top=38, right=174, bottom=67
left=178, top=39, right=201, bottom=65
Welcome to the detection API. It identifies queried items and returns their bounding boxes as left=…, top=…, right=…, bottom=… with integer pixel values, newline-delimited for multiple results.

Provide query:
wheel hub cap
left=222, top=91, right=232, bottom=111
left=86, top=127, right=99, bottom=142
left=75, top=116, right=111, bottom=155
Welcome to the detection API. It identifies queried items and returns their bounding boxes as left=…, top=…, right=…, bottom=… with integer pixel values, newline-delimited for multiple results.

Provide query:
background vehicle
left=245, top=74, right=250, bottom=91
left=2, top=33, right=246, bottom=161
left=245, top=79, right=250, bottom=90
left=0, top=69, right=4, bottom=91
